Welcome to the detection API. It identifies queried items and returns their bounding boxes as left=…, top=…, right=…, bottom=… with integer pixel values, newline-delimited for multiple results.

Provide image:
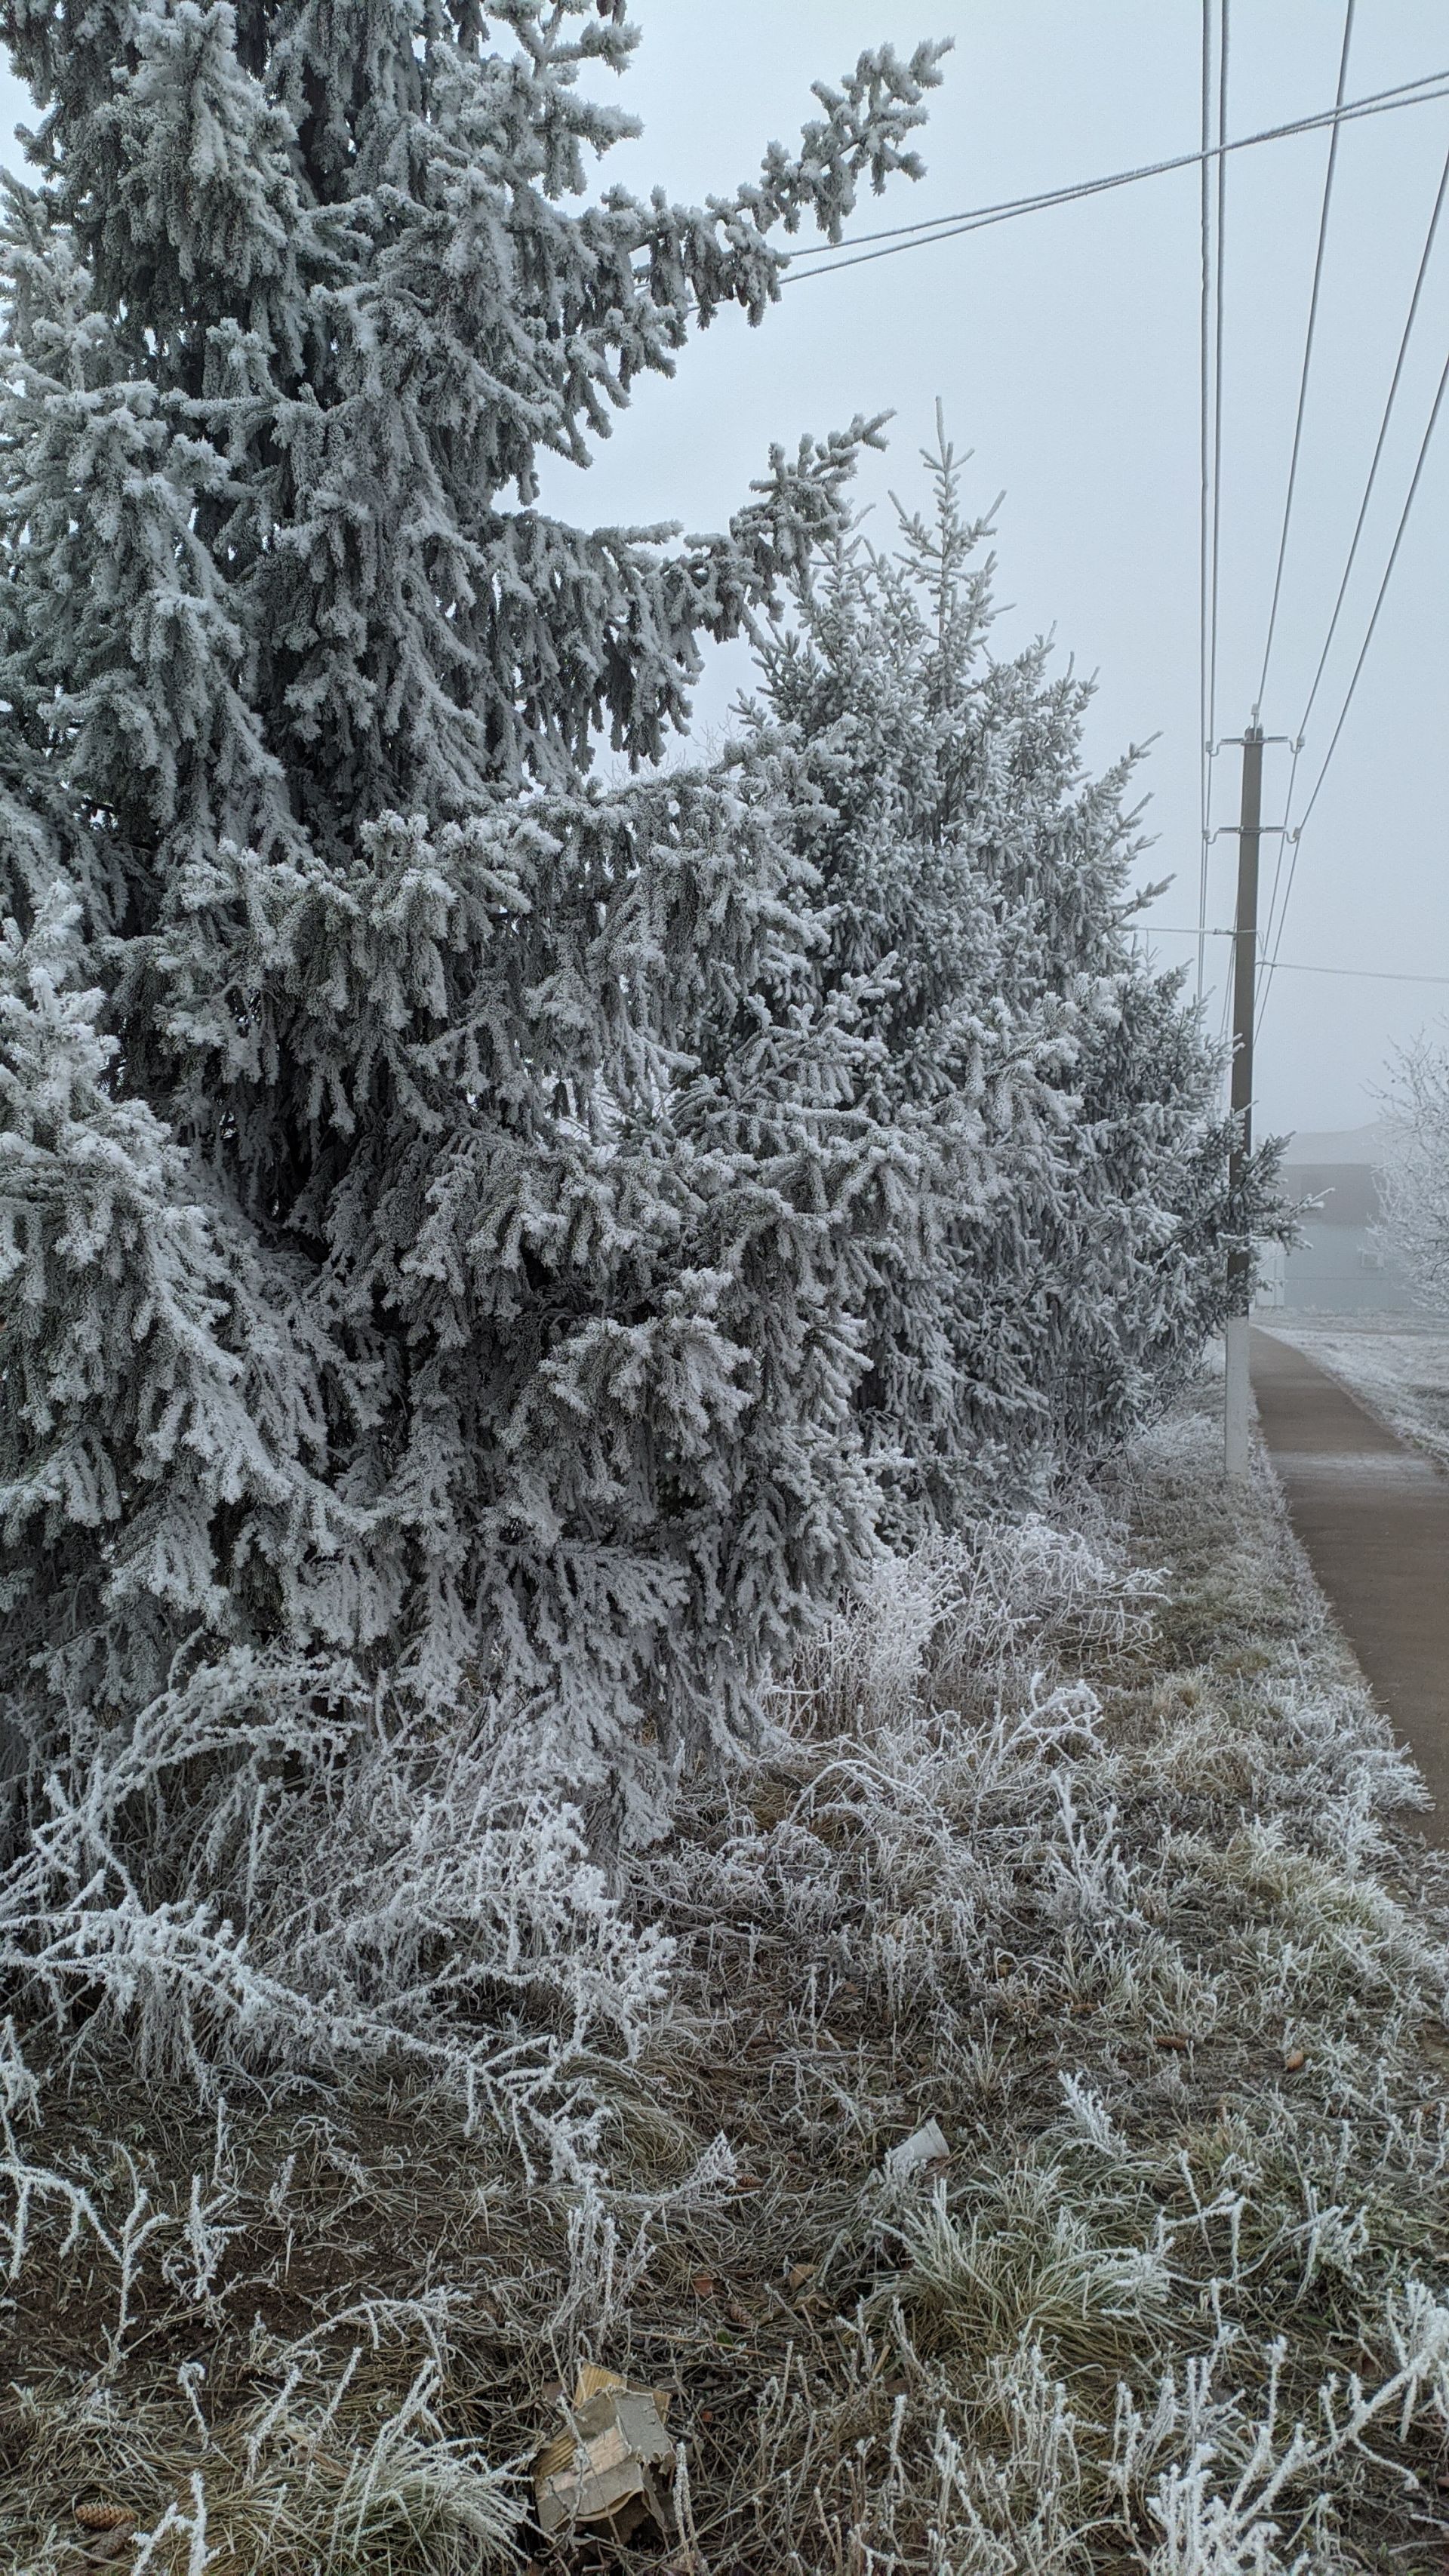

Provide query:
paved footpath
left=1251, top=1328, right=1449, bottom=1834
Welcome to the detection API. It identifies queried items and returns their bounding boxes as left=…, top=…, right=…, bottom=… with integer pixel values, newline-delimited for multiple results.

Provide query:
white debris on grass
left=883, top=2120, right=952, bottom=2184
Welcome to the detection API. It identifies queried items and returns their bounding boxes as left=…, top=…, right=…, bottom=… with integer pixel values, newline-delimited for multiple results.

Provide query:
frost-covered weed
left=0, top=1670, right=672, bottom=2170
left=6, top=1385, right=1449, bottom=2573
left=795, top=1507, right=1161, bottom=1734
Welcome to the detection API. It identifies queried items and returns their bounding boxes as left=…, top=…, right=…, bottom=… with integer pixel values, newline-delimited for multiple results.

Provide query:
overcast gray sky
left=3, top=2, right=1446, bottom=1140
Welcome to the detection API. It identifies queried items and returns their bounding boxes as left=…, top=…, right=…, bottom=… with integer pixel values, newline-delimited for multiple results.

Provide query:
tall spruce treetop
left=0, top=0, right=947, bottom=1900
left=2, top=0, right=944, bottom=881
left=745, top=420, right=1279, bottom=1525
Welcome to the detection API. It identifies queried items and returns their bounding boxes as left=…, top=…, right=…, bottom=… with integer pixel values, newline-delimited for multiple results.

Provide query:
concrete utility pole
left=1224, top=722, right=1263, bottom=1482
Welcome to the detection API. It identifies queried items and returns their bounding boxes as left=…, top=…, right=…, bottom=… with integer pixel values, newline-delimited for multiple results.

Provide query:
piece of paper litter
left=534, top=2366, right=676, bottom=2543
left=883, top=2118, right=950, bottom=2180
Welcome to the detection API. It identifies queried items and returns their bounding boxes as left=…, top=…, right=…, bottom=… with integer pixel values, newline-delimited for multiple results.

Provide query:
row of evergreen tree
left=1, top=0, right=1269, bottom=2016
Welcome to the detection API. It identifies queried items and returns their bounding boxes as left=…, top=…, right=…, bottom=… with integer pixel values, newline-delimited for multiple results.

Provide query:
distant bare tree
left=1380, top=1030, right=1449, bottom=1308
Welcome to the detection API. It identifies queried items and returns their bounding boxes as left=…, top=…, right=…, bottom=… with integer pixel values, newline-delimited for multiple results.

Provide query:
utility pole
left=1223, top=722, right=1263, bottom=1482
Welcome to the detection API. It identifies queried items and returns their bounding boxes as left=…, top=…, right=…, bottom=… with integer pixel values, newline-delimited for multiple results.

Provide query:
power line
left=776, top=46, right=1449, bottom=1031
left=1197, top=0, right=1213, bottom=1004
left=1134, top=930, right=1449, bottom=986
left=1257, top=337, right=1449, bottom=1020
left=1210, top=2, right=1233, bottom=1076
left=1297, top=128, right=1449, bottom=746
left=1258, top=122, right=1449, bottom=1028
left=783, top=69, right=1449, bottom=284
left=1256, top=733, right=1302, bottom=1039
left=786, top=63, right=1449, bottom=263
left=1203, top=0, right=1231, bottom=1010
left=1259, top=959, right=1449, bottom=986
left=1256, top=0, right=1356, bottom=715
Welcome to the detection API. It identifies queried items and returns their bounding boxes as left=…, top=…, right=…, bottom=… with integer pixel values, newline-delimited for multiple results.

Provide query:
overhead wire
left=1258, top=112, right=1449, bottom=1026
left=1256, top=734, right=1303, bottom=1033
left=1258, top=337, right=1449, bottom=1023
left=1295, top=125, right=1449, bottom=747
left=1197, top=1, right=1214, bottom=1004
left=789, top=26, right=1449, bottom=1057
left=1251, top=8, right=1355, bottom=1029
left=1204, top=0, right=1231, bottom=1014
left=781, top=68, right=1449, bottom=284
left=1255, top=1, right=1356, bottom=716
left=775, top=36, right=1449, bottom=1045
left=1176, top=18, right=1449, bottom=1045
left=1251, top=958, right=1449, bottom=984
left=1136, top=930, right=1449, bottom=986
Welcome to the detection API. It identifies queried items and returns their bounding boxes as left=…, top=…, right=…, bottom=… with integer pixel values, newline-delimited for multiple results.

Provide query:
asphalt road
left=1251, top=1327, right=1449, bottom=1835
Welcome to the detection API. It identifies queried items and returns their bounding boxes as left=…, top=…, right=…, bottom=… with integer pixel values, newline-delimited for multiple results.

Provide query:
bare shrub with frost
left=0, top=1663, right=672, bottom=2172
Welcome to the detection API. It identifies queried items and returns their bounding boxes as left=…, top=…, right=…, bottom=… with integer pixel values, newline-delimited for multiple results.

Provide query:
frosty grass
left=5, top=1371, right=1449, bottom=2574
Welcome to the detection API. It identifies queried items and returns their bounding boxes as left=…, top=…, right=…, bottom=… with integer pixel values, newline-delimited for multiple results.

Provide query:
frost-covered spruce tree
left=743, top=418, right=1278, bottom=1525
left=0, top=0, right=947, bottom=2073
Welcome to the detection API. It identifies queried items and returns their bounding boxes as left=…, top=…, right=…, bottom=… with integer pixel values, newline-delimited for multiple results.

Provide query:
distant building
left=1271, top=1122, right=1426, bottom=1315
